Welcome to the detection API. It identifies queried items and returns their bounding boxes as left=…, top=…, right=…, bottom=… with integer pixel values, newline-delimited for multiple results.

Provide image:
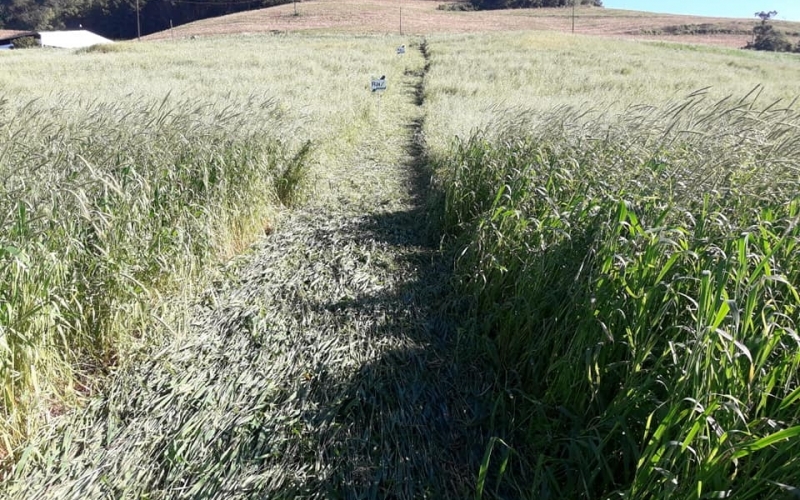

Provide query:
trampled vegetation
left=2, top=26, right=800, bottom=499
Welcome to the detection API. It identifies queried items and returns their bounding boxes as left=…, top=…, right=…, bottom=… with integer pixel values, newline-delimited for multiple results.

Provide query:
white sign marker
left=371, top=77, right=387, bottom=92
left=396, top=45, right=405, bottom=55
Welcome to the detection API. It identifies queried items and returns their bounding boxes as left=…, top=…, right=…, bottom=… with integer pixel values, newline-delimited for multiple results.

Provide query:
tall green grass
left=0, top=94, right=309, bottom=462
left=434, top=91, right=800, bottom=498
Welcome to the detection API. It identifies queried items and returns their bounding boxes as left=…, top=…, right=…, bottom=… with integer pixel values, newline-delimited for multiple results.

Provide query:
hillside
left=144, top=0, right=800, bottom=48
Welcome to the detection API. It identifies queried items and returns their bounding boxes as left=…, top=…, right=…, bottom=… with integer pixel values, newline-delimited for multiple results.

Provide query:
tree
left=755, top=10, right=777, bottom=21
left=746, top=10, right=792, bottom=52
left=0, top=0, right=64, bottom=30
left=0, top=0, right=291, bottom=39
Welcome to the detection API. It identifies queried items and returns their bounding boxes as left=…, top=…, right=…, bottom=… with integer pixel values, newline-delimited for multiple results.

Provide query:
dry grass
left=142, top=0, right=800, bottom=49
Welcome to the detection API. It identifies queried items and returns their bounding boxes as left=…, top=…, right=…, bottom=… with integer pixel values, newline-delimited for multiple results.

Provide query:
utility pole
left=572, top=0, right=575, bottom=34
left=136, top=0, right=141, bottom=40
left=294, top=0, right=297, bottom=16
left=400, top=0, right=405, bottom=35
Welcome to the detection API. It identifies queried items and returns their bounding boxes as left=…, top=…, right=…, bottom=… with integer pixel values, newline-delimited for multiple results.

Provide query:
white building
left=38, top=30, right=114, bottom=49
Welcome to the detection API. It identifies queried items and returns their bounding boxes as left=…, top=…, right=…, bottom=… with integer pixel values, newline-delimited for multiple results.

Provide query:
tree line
left=0, top=0, right=291, bottom=40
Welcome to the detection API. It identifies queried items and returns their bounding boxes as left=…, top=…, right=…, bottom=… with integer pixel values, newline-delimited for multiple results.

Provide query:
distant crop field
left=142, top=0, right=800, bottom=50
left=422, top=31, right=800, bottom=154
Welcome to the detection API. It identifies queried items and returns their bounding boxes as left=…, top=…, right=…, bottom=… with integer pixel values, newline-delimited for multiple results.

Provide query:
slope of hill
left=143, top=0, right=800, bottom=48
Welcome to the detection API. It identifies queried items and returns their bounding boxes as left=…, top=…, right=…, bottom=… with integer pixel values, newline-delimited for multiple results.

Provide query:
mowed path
left=4, top=41, right=489, bottom=499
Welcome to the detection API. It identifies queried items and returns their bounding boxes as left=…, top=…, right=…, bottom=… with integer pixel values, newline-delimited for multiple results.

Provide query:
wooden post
left=136, top=0, right=141, bottom=40
left=572, top=0, right=576, bottom=34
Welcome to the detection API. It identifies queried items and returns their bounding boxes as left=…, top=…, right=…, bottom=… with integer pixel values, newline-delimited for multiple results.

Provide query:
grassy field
left=423, top=31, right=800, bottom=154
left=424, top=31, right=800, bottom=498
left=2, top=13, right=800, bottom=499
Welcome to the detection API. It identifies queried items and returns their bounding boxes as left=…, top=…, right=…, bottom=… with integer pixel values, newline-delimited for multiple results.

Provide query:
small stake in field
left=371, top=75, right=387, bottom=93
left=371, top=75, right=386, bottom=117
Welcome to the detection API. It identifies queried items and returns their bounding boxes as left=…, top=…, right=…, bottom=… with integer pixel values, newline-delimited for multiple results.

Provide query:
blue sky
left=602, top=1, right=800, bottom=21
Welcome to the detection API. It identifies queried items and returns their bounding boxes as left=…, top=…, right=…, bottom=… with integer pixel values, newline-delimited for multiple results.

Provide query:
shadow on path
left=296, top=40, right=492, bottom=496
left=297, top=205, right=492, bottom=499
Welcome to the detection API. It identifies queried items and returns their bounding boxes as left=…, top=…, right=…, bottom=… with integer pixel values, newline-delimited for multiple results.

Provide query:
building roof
left=0, top=30, right=38, bottom=44
left=38, top=30, right=113, bottom=49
